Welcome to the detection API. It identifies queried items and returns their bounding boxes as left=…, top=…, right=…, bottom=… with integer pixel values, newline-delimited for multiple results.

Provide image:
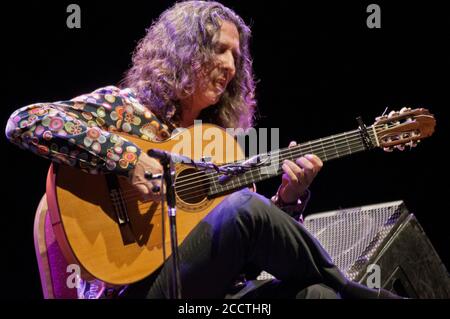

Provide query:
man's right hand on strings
left=128, top=152, right=164, bottom=202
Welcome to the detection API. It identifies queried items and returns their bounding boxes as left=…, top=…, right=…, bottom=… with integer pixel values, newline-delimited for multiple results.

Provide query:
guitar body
left=46, top=123, right=245, bottom=285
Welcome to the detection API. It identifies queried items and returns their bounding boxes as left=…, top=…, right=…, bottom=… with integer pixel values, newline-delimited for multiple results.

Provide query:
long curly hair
left=122, top=1, right=256, bottom=129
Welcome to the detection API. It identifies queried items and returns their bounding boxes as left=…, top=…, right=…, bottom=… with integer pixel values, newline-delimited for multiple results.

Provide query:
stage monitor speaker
left=301, top=200, right=450, bottom=298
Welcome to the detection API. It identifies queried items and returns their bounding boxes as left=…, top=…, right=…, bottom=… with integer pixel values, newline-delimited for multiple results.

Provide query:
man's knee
left=296, top=284, right=340, bottom=299
left=225, top=189, right=272, bottom=220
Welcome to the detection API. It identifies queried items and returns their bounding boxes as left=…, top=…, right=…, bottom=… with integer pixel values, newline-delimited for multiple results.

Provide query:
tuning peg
left=388, top=111, right=399, bottom=118
left=402, top=133, right=411, bottom=139
left=383, top=147, right=394, bottom=152
left=400, top=107, right=410, bottom=114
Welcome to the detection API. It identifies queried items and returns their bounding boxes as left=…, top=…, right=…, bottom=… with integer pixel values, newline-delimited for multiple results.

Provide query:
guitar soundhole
left=175, top=168, right=210, bottom=204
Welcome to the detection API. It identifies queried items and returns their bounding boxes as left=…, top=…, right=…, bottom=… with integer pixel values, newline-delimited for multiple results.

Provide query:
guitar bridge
left=109, top=189, right=130, bottom=225
left=105, top=174, right=130, bottom=225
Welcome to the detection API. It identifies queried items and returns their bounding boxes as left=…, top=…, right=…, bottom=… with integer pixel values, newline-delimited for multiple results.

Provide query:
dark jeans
left=122, top=189, right=400, bottom=299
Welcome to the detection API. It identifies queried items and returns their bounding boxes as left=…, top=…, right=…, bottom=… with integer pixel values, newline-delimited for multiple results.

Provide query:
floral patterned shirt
left=6, top=85, right=308, bottom=218
left=6, top=86, right=171, bottom=177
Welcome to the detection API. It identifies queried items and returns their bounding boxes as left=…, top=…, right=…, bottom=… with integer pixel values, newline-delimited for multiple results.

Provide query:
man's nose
left=221, top=51, right=236, bottom=78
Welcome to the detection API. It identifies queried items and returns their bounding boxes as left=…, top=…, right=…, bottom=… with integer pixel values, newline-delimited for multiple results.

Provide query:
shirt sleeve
left=5, top=86, right=171, bottom=177
left=271, top=187, right=311, bottom=223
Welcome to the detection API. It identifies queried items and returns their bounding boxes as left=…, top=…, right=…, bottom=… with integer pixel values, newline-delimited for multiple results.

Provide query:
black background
left=1, top=0, right=449, bottom=299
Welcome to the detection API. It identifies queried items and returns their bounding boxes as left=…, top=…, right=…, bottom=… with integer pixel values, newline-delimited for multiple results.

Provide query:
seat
left=33, top=194, right=79, bottom=298
left=34, top=193, right=113, bottom=298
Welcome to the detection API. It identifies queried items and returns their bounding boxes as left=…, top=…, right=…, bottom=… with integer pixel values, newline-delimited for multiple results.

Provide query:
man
left=6, top=1, right=399, bottom=298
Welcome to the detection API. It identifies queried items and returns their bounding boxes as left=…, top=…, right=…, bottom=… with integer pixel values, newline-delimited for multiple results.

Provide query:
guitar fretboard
left=205, top=126, right=378, bottom=197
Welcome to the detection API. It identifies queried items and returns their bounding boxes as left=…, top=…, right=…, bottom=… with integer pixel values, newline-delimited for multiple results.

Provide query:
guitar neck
left=207, top=126, right=378, bottom=197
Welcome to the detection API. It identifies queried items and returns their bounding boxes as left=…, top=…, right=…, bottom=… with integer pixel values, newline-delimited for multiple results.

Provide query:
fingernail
left=152, top=185, right=161, bottom=193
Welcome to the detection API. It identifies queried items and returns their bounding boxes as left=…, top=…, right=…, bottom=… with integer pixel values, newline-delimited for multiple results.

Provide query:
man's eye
left=215, top=45, right=226, bottom=54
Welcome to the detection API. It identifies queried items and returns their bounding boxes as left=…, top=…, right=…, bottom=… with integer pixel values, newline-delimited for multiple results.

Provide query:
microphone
left=147, top=149, right=193, bottom=164
left=147, top=149, right=170, bottom=161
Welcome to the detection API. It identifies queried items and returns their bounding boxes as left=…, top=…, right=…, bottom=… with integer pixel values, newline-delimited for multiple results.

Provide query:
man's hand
left=279, top=141, right=323, bottom=204
left=128, top=152, right=164, bottom=202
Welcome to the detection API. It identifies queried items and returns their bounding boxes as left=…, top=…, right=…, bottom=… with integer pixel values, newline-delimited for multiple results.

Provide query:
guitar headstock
left=372, top=107, right=436, bottom=151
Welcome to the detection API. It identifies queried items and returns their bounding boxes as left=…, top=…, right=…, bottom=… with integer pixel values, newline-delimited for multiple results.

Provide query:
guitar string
left=174, top=130, right=377, bottom=186
left=117, top=121, right=408, bottom=203
left=124, top=122, right=393, bottom=195
left=119, top=128, right=369, bottom=194
left=175, top=125, right=382, bottom=184
left=120, top=143, right=369, bottom=205
left=117, top=126, right=383, bottom=200
left=158, top=120, right=409, bottom=190
left=119, top=134, right=368, bottom=201
left=134, top=148, right=371, bottom=210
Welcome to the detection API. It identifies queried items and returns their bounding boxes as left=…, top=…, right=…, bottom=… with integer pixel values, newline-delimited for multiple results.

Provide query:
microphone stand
left=146, top=148, right=268, bottom=298
left=147, top=149, right=182, bottom=299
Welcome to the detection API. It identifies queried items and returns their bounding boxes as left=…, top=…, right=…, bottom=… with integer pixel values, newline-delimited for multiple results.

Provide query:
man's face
left=183, top=20, right=241, bottom=114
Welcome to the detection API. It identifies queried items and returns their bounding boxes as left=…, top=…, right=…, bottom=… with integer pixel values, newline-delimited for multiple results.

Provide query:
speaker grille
left=257, top=200, right=406, bottom=281
left=303, top=200, right=406, bottom=280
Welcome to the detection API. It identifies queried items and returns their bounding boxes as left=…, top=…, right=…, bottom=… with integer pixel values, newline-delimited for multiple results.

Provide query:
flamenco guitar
left=45, top=108, right=436, bottom=285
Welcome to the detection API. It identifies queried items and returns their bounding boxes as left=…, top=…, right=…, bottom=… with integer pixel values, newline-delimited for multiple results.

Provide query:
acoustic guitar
left=45, top=108, right=435, bottom=285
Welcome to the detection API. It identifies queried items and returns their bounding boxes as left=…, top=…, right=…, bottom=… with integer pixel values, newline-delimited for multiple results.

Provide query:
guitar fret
left=320, top=138, right=328, bottom=161
left=345, top=133, right=352, bottom=155
left=332, top=135, right=339, bottom=158
left=212, top=178, right=217, bottom=194
left=306, top=142, right=313, bottom=155
left=230, top=176, right=236, bottom=189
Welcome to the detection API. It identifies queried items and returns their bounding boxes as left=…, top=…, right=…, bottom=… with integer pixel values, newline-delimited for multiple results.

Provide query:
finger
left=134, top=181, right=162, bottom=200
left=282, top=161, right=303, bottom=185
left=281, top=173, right=290, bottom=185
left=294, top=158, right=317, bottom=185
left=148, top=193, right=162, bottom=203
left=305, top=154, right=323, bottom=170
left=287, top=159, right=312, bottom=185
left=150, top=180, right=165, bottom=195
left=288, top=141, right=297, bottom=148
left=284, top=159, right=305, bottom=177
left=282, top=162, right=299, bottom=184
left=295, top=157, right=315, bottom=173
left=146, top=183, right=163, bottom=202
left=135, top=183, right=150, bottom=196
